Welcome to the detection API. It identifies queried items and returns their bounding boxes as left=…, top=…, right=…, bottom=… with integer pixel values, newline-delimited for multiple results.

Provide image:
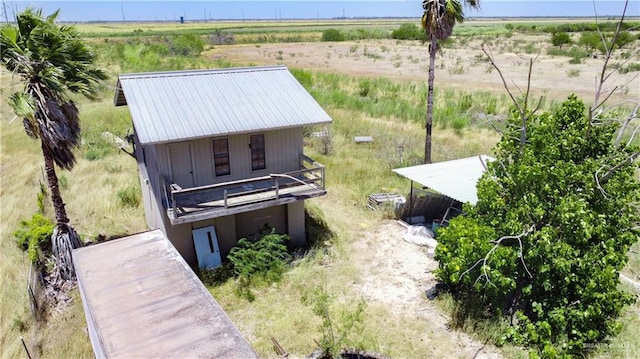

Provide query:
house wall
left=164, top=205, right=297, bottom=267
left=134, top=126, right=309, bottom=267
left=155, top=127, right=304, bottom=188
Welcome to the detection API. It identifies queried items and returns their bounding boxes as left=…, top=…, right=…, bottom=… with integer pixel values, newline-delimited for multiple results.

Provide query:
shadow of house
left=114, top=66, right=332, bottom=268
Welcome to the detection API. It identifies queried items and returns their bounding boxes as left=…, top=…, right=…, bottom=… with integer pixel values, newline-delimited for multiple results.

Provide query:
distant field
left=74, top=17, right=635, bottom=35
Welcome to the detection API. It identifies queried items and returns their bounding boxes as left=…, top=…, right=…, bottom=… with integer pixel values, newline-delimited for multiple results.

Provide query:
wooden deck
left=165, top=155, right=325, bottom=225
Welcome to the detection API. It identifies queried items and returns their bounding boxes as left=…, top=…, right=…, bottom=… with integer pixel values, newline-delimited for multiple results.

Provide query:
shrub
left=321, top=29, right=345, bottom=42
left=290, top=68, right=314, bottom=89
left=391, top=23, right=425, bottom=41
left=209, top=29, right=235, bottom=45
left=14, top=185, right=54, bottom=263
left=302, top=287, right=367, bottom=358
left=227, top=228, right=290, bottom=300
left=117, top=184, right=141, bottom=208
left=619, top=62, right=640, bottom=74
left=14, top=212, right=53, bottom=263
left=551, top=32, right=572, bottom=48
left=566, top=68, right=580, bottom=77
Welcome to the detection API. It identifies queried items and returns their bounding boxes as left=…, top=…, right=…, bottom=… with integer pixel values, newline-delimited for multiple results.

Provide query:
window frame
left=212, top=138, right=231, bottom=176
left=249, top=134, right=266, bottom=171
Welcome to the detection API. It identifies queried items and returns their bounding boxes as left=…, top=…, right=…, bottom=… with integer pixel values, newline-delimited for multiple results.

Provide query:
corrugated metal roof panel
left=393, top=155, right=493, bottom=205
left=114, top=66, right=332, bottom=144
left=73, top=230, right=259, bottom=359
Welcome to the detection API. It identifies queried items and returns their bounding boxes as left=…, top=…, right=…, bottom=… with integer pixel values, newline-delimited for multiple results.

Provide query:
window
left=213, top=139, right=230, bottom=176
left=250, top=134, right=266, bottom=171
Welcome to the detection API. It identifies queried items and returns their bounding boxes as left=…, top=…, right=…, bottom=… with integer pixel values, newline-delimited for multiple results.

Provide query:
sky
left=1, top=0, right=638, bottom=22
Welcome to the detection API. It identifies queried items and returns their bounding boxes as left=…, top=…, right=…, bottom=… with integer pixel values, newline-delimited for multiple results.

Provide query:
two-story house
left=114, top=65, right=331, bottom=268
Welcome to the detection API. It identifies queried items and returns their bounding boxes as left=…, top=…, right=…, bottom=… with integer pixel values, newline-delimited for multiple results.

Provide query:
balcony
left=164, top=154, right=325, bottom=225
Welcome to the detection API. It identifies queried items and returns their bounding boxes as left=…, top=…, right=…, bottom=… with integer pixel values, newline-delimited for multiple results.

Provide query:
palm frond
left=422, top=0, right=477, bottom=41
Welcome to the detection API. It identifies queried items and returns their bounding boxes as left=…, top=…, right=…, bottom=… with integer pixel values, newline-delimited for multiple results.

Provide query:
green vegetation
left=322, top=29, right=346, bottom=41
left=1, top=8, right=107, bottom=280
left=436, top=95, right=639, bottom=357
left=391, top=23, right=425, bottom=41
left=226, top=228, right=290, bottom=301
left=551, top=31, right=572, bottom=48
left=302, top=287, right=368, bottom=358
left=13, top=185, right=54, bottom=263
left=116, top=183, right=141, bottom=208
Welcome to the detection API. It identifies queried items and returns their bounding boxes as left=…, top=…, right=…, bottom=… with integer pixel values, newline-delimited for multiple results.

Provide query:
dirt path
left=350, top=220, right=502, bottom=359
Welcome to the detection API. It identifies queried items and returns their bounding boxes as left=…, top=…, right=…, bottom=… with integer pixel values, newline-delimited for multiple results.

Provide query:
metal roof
left=73, top=229, right=258, bottom=359
left=114, top=65, right=332, bottom=145
left=393, top=155, right=493, bottom=205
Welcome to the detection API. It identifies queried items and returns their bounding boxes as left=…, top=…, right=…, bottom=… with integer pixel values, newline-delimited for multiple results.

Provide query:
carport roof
left=114, top=65, right=332, bottom=145
left=393, top=155, right=493, bottom=205
left=73, top=229, right=258, bottom=359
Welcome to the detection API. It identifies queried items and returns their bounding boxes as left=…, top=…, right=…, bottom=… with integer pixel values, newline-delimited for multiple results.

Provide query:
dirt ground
left=209, top=37, right=639, bottom=102
left=352, top=221, right=502, bottom=359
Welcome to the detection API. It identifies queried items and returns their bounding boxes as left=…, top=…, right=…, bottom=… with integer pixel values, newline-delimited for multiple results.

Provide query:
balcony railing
left=163, top=154, right=325, bottom=224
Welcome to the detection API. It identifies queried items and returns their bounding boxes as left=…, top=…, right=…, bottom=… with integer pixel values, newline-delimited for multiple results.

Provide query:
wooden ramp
left=73, top=229, right=258, bottom=359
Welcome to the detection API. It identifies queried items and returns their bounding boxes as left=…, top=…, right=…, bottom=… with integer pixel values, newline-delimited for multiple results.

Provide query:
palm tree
left=0, top=8, right=106, bottom=280
left=421, top=0, right=479, bottom=163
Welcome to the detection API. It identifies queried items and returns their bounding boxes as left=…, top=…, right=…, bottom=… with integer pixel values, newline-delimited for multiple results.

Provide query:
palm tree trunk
left=42, top=142, right=81, bottom=280
left=42, top=142, right=69, bottom=229
left=425, top=34, right=437, bottom=164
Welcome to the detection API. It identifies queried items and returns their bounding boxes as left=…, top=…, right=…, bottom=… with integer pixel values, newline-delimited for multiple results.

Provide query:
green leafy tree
left=0, top=9, right=107, bottom=280
left=550, top=31, right=572, bottom=49
left=435, top=95, right=639, bottom=357
left=421, top=0, right=480, bottom=163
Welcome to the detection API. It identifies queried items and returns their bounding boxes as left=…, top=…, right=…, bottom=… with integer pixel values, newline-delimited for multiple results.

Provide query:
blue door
left=192, top=226, right=222, bottom=269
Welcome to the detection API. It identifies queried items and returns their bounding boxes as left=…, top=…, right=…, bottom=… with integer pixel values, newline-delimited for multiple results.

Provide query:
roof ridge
left=118, top=65, right=288, bottom=80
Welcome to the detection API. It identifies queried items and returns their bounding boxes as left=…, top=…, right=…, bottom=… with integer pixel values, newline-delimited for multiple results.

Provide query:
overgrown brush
left=226, top=228, right=291, bottom=301
left=13, top=184, right=53, bottom=263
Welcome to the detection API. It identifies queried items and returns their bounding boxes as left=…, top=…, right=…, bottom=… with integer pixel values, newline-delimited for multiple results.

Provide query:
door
left=192, top=226, right=222, bottom=269
left=169, top=142, right=194, bottom=188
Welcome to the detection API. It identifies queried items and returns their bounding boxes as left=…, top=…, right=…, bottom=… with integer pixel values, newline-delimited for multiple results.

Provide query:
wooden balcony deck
left=165, top=155, right=325, bottom=225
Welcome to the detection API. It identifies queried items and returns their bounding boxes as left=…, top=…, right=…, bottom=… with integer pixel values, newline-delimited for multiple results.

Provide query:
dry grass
left=0, top=84, right=146, bottom=357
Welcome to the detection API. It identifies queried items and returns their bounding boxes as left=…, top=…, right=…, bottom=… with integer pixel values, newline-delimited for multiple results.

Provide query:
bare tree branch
left=482, top=46, right=539, bottom=158
left=615, top=103, right=640, bottom=147
left=460, top=225, right=536, bottom=288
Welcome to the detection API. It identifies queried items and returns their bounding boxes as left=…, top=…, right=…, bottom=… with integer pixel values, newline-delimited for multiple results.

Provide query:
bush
left=117, top=184, right=141, bottom=208
left=227, top=228, right=290, bottom=300
left=14, top=185, right=54, bottom=263
left=391, top=23, right=425, bottom=41
left=166, top=34, right=204, bottom=56
left=209, top=29, right=235, bottom=45
left=290, top=68, right=314, bottom=89
left=14, top=213, right=53, bottom=263
left=321, top=29, right=345, bottom=42
left=302, top=287, right=367, bottom=358
left=551, top=32, right=572, bottom=48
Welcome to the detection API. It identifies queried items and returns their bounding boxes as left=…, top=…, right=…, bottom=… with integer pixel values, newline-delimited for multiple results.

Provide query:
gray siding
left=154, top=127, right=303, bottom=187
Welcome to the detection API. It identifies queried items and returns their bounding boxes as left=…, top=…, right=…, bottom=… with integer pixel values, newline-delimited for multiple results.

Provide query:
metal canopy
left=114, top=65, right=332, bottom=145
left=393, top=155, right=493, bottom=205
left=73, top=229, right=258, bottom=359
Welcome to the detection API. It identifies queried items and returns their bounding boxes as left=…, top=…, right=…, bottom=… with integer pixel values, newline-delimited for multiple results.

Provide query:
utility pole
left=2, top=0, right=9, bottom=23
left=121, top=4, right=125, bottom=21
